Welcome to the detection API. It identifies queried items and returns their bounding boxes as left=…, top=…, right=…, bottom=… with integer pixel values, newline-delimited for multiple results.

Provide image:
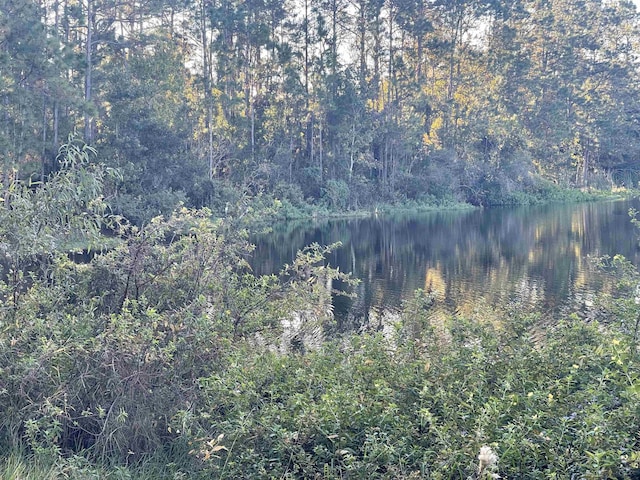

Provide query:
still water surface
left=252, top=199, right=640, bottom=330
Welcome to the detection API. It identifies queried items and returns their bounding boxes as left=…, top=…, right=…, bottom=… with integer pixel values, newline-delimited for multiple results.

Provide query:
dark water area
left=251, top=199, right=640, bottom=330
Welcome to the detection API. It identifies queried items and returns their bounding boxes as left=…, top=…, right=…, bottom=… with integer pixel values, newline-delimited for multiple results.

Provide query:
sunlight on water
left=253, top=199, right=640, bottom=332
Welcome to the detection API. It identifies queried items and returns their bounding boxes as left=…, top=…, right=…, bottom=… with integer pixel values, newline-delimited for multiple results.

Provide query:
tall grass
left=0, top=451, right=187, bottom=480
left=0, top=452, right=59, bottom=480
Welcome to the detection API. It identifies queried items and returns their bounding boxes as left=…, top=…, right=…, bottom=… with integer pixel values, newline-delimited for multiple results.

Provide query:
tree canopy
left=2, top=0, right=639, bottom=218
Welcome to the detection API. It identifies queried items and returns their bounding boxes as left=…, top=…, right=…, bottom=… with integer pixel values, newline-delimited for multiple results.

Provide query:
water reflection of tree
left=252, top=201, right=640, bottom=328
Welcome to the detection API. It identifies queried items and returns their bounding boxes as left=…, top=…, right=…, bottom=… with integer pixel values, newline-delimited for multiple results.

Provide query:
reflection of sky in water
left=252, top=199, right=640, bottom=329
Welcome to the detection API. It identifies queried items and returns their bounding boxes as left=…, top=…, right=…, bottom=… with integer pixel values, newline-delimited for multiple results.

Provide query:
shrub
left=182, top=296, right=640, bottom=479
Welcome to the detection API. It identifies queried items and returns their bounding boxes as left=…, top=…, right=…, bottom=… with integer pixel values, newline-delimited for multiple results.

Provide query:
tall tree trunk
left=373, top=13, right=381, bottom=104
left=330, top=0, right=339, bottom=99
left=388, top=3, right=394, bottom=106
left=358, top=0, right=367, bottom=93
left=84, top=0, right=93, bottom=143
left=41, top=94, right=47, bottom=182
left=200, top=0, right=214, bottom=179
left=319, top=117, right=323, bottom=184
left=304, top=0, right=310, bottom=101
left=53, top=101, right=59, bottom=148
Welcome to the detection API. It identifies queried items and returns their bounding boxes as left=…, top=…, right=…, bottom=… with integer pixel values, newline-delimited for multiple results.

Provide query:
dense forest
left=2, top=0, right=640, bottom=221
left=3, top=1, right=640, bottom=478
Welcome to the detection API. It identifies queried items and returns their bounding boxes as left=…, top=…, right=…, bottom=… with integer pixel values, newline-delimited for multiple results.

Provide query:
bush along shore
left=225, top=180, right=632, bottom=225
left=1, top=142, right=640, bottom=479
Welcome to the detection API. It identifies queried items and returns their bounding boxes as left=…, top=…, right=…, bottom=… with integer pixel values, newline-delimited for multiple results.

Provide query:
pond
left=251, top=199, right=640, bottom=331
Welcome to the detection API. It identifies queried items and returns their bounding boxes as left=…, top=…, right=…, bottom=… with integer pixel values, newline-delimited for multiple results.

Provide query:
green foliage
left=2, top=141, right=640, bottom=478
left=0, top=140, right=348, bottom=471
left=0, top=448, right=191, bottom=479
left=5, top=296, right=640, bottom=478
left=23, top=0, right=640, bottom=464
left=177, top=299, right=640, bottom=479
left=0, top=137, right=118, bottom=313
left=0, top=451, right=59, bottom=480
left=6, top=0, right=639, bottom=219
left=0, top=207, right=344, bottom=460
left=323, top=179, right=350, bottom=210
left=0, top=139, right=113, bottom=255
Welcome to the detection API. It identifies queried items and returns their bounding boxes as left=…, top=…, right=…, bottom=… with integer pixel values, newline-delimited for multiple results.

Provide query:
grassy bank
left=246, top=183, right=634, bottom=227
